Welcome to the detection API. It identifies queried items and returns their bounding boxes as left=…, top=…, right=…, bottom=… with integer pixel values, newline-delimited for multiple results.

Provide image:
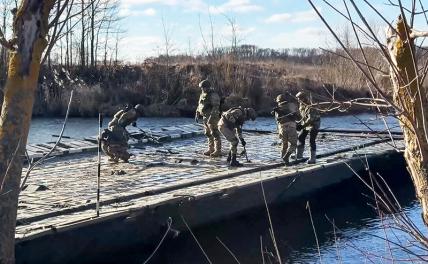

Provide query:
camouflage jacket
left=107, top=108, right=139, bottom=142
left=299, top=104, right=321, bottom=130
left=221, top=107, right=246, bottom=138
left=196, top=90, right=220, bottom=122
left=273, top=102, right=298, bottom=124
left=108, top=108, right=139, bottom=129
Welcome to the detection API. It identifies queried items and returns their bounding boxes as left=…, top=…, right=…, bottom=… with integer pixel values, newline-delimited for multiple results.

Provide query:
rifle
left=134, top=126, right=161, bottom=144
left=239, top=125, right=251, bottom=163
left=242, top=145, right=251, bottom=163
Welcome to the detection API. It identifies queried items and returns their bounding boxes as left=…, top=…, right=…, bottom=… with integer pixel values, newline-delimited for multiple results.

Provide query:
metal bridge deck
left=16, top=128, right=403, bottom=240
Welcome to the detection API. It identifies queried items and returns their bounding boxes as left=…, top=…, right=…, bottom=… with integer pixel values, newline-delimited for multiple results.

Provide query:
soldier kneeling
left=100, top=104, right=144, bottom=162
left=218, top=107, right=256, bottom=167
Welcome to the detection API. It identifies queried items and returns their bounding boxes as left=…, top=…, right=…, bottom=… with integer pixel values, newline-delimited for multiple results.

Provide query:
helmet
left=245, top=108, right=256, bottom=121
left=296, top=91, right=307, bottom=100
left=276, top=94, right=287, bottom=103
left=134, top=104, right=144, bottom=115
left=198, top=79, right=211, bottom=89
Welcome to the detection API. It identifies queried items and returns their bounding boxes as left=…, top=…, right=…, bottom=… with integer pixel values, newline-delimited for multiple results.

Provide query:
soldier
left=218, top=107, right=256, bottom=167
left=100, top=104, right=144, bottom=162
left=272, top=94, right=298, bottom=165
left=195, top=79, right=222, bottom=157
left=296, top=92, right=321, bottom=164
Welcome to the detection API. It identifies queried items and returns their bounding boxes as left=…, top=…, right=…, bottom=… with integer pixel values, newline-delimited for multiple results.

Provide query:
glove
left=240, top=137, right=246, bottom=147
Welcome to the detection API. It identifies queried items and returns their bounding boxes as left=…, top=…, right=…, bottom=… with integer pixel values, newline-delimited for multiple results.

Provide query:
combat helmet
left=134, top=104, right=144, bottom=115
left=245, top=107, right=257, bottom=121
left=275, top=94, right=287, bottom=103
left=198, top=79, right=211, bottom=89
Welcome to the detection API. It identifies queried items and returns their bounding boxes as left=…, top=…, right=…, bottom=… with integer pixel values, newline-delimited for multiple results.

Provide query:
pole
left=96, top=113, right=103, bottom=217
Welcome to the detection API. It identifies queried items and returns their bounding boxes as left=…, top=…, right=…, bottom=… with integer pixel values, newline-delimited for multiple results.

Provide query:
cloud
left=120, top=0, right=208, bottom=12
left=209, top=0, right=263, bottom=14
left=119, top=0, right=262, bottom=15
left=142, top=8, right=157, bottom=16
left=268, top=27, right=329, bottom=49
left=265, top=9, right=318, bottom=24
left=119, top=36, right=163, bottom=61
left=119, top=5, right=157, bottom=16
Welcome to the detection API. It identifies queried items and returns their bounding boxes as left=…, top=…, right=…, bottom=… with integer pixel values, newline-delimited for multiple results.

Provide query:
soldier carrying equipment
left=195, top=79, right=222, bottom=157
left=296, top=91, right=321, bottom=164
left=218, top=107, right=256, bottom=167
left=272, top=94, right=298, bottom=166
left=100, top=104, right=144, bottom=162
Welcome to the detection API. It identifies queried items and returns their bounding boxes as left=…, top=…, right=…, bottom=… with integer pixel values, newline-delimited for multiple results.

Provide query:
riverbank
left=28, top=51, right=384, bottom=117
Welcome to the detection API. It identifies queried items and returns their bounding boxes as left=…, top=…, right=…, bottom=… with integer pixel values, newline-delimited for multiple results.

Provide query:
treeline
left=153, top=45, right=324, bottom=65
left=0, top=0, right=122, bottom=87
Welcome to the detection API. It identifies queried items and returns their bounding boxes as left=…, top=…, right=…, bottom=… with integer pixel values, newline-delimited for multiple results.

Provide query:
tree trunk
left=388, top=16, right=428, bottom=224
left=80, top=0, right=85, bottom=67
left=0, top=0, right=54, bottom=263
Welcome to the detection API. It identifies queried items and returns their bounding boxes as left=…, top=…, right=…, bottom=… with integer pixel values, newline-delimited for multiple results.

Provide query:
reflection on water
left=28, top=113, right=399, bottom=144
left=104, top=161, right=421, bottom=264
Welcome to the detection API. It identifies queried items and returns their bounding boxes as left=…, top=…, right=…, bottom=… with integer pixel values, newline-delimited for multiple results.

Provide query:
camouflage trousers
left=278, top=121, right=297, bottom=159
left=218, top=118, right=239, bottom=155
left=203, top=117, right=221, bottom=145
left=101, top=140, right=130, bottom=162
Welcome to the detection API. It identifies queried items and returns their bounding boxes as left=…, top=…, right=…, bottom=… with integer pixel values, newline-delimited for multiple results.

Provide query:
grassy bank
left=30, top=49, right=389, bottom=117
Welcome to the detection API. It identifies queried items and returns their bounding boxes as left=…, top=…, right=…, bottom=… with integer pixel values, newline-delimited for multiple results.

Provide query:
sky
left=117, top=0, right=428, bottom=62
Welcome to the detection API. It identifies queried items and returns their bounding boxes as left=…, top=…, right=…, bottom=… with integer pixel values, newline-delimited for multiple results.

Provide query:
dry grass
left=31, top=51, right=388, bottom=117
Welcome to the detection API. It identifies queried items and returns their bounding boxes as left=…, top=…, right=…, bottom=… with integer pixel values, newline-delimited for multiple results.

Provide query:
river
left=27, top=114, right=424, bottom=263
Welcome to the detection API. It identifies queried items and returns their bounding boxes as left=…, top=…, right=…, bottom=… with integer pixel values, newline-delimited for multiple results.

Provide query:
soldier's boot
left=204, top=140, right=214, bottom=156
left=226, top=151, right=232, bottom=163
left=120, top=152, right=131, bottom=163
left=296, top=145, right=304, bottom=160
left=282, top=152, right=291, bottom=166
left=307, top=150, right=316, bottom=164
left=211, top=140, right=222, bottom=157
left=229, top=154, right=243, bottom=167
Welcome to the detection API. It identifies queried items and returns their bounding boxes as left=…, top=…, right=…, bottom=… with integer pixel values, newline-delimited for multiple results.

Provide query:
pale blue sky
left=117, top=0, right=428, bottom=62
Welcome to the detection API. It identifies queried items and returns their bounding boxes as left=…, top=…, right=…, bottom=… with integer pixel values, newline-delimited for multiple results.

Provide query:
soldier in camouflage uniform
left=296, top=92, right=321, bottom=164
left=195, top=79, right=222, bottom=157
left=100, top=104, right=144, bottom=162
left=272, top=94, right=298, bottom=165
left=218, top=107, right=256, bottom=167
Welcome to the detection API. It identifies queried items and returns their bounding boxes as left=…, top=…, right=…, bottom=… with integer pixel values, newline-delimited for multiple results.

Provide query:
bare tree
left=0, top=1, right=56, bottom=263
left=308, top=0, right=428, bottom=225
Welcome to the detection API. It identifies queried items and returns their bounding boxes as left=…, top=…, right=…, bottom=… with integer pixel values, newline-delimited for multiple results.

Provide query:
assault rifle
left=134, top=126, right=161, bottom=144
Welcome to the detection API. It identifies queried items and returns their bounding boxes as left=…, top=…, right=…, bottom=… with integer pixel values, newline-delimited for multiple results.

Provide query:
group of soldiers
left=272, top=92, right=321, bottom=165
left=195, top=79, right=321, bottom=167
left=100, top=79, right=320, bottom=167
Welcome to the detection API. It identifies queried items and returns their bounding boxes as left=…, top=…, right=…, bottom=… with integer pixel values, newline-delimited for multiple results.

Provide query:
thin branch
left=20, top=90, right=74, bottom=191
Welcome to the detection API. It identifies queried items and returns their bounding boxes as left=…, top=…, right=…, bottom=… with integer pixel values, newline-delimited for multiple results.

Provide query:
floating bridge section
left=16, top=124, right=405, bottom=263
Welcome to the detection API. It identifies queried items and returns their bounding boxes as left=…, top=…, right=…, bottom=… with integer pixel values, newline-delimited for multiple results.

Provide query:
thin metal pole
left=96, top=113, right=103, bottom=217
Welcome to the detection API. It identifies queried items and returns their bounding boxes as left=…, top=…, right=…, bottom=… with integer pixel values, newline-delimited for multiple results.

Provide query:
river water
left=27, top=114, right=426, bottom=263
left=28, top=113, right=400, bottom=144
